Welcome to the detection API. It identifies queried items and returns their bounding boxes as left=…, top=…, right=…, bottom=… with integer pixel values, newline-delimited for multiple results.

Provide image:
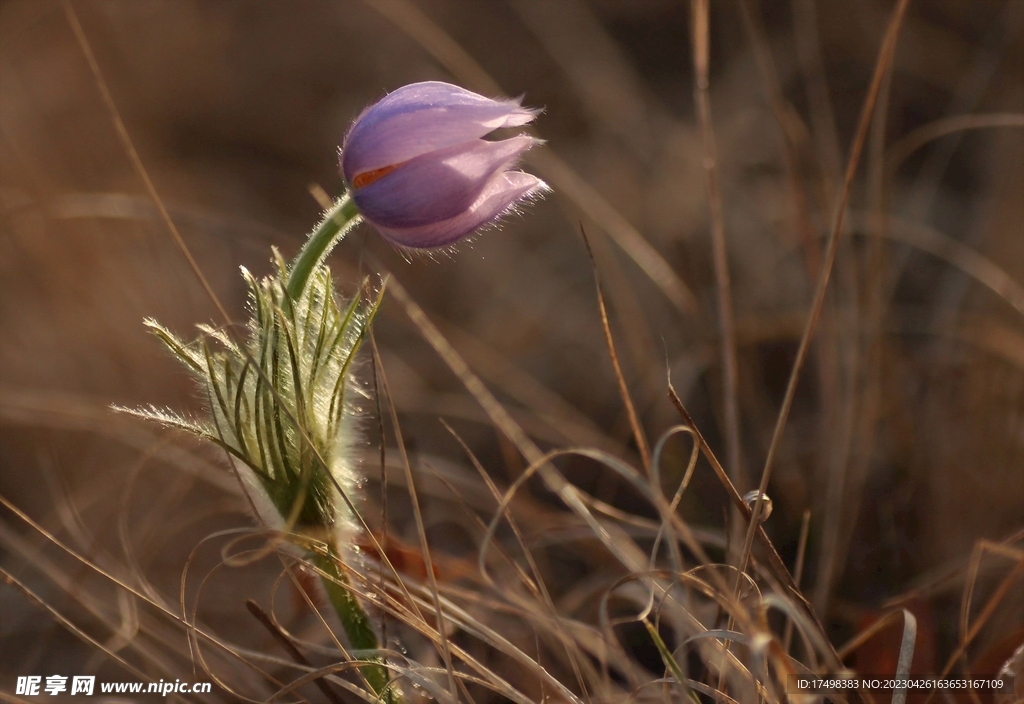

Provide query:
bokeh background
left=2, top=0, right=1022, bottom=699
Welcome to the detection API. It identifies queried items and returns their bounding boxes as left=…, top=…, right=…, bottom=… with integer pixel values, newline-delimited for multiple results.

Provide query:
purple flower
left=341, top=82, right=548, bottom=248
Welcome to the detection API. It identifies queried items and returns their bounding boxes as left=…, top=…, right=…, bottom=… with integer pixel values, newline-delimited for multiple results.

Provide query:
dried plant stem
left=691, top=5, right=745, bottom=693
left=1, top=567, right=154, bottom=685
left=380, top=275, right=597, bottom=704
left=813, top=59, right=895, bottom=614
left=737, top=15, right=857, bottom=607
left=370, top=337, right=461, bottom=702
left=886, top=113, right=1024, bottom=174
left=62, top=0, right=232, bottom=327
left=0, top=495, right=288, bottom=695
left=736, top=14, right=854, bottom=591
left=64, top=0, right=290, bottom=560
left=736, top=0, right=822, bottom=277
left=783, top=509, right=813, bottom=656
left=691, top=0, right=743, bottom=493
left=738, top=0, right=912, bottom=581
left=941, top=541, right=1024, bottom=702
left=666, top=386, right=846, bottom=673
left=246, top=599, right=345, bottom=704
left=581, top=228, right=651, bottom=470
left=793, top=0, right=844, bottom=196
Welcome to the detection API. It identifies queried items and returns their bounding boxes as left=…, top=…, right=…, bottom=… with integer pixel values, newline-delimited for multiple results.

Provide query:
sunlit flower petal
left=342, top=82, right=537, bottom=179
left=340, top=81, right=547, bottom=248
left=351, top=135, right=537, bottom=228
left=372, top=171, right=548, bottom=249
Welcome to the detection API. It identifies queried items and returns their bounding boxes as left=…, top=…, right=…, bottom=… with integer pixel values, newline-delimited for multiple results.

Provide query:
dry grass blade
left=7, top=4, right=1021, bottom=703
left=837, top=609, right=917, bottom=704
left=62, top=3, right=349, bottom=554
left=384, top=272, right=654, bottom=582
left=0, top=390, right=238, bottom=500
left=0, top=519, right=179, bottom=679
left=383, top=273, right=642, bottom=702
left=886, top=113, right=1024, bottom=173
left=245, top=599, right=345, bottom=704
left=691, top=0, right=743, bottom=491
left=855, top=213, right=1024, bottom=317
left=381, top=274, right=544, bottom=479
left=922, top=543, right=1024, bottom=704
left=1, top=494, right=284, bottom=698
left=736, top=0, right=853, bottom=615
left=529, top=150, right=701, bottom=317
left=509, top=0, right=668, bottom=161
left=437, top=423, right=596, bottom=700
left=437, top=324, right=618, bottom=454
left=580, top=226, right=651, bottom=470
left=435, top=425, right=538, bottom=592
left=439, top=421, right=573, bottom=636
left=61, top=1, right=231, bottom=327
left=369, top=330, right=391, bottom=650
left=370, top=335, right=461, bottom=703
left=737, top=0, right=823, bottom=276
left=792, top=0, right=844, bottom=195
left=739, top=0, right=913, bottom=582
left=665, top=384, right=846, bottom=673
left=959, top=543, right=1024, bottom=657
left=783, top=509, right=812, bottom=656
left=892, top=610, right=918, bottom=704
left=0, top=568, right=158, bottom=691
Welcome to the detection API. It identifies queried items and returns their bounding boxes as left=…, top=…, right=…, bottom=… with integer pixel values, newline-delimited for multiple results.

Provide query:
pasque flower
left=340, top=81, right=548, bottom=248
left=127, top=259, right=398, bottom=701
left=128, top=82, right=551, bottom=704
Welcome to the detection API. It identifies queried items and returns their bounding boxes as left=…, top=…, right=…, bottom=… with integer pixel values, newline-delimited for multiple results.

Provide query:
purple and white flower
left=341, top=81, right=548, bottom=248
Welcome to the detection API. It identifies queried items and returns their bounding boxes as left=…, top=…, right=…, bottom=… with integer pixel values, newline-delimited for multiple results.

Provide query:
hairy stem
left=287, top=195, right=362, bottom=300
left=310, top=544, right=400, bottom=703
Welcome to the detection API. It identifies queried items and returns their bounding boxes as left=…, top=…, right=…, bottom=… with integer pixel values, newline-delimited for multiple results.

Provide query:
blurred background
left=2, top=0, right=1022, bottom=700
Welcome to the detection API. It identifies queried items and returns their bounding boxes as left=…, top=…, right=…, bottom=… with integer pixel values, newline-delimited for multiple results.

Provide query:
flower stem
left=310, top=544, right=400, bottom=703
left=286, top=194, right=362, bottom=300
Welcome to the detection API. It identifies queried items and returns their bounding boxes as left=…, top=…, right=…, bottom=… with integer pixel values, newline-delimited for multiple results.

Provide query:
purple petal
left=371, top=171, right=549, bottom=249
left=351, top=135, right=537, bottom=229
left=342, top=82, right=538, bottom=181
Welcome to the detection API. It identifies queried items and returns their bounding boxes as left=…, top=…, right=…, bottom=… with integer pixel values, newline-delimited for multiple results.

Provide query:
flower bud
left=341, top=81, right=548, bottom=248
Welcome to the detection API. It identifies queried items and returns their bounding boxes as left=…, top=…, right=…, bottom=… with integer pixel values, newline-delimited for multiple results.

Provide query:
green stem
left=311, top=544, right=400, bottom=703
left=286, top=195, right=362, bottom=300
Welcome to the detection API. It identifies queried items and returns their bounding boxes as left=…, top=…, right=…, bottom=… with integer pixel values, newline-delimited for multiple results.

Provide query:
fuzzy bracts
left=129, top=253, right=379, bottom=536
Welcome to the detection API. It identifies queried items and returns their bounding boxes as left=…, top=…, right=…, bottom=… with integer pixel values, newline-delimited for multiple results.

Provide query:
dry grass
left=2, top=1, right=1022, bottom=702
